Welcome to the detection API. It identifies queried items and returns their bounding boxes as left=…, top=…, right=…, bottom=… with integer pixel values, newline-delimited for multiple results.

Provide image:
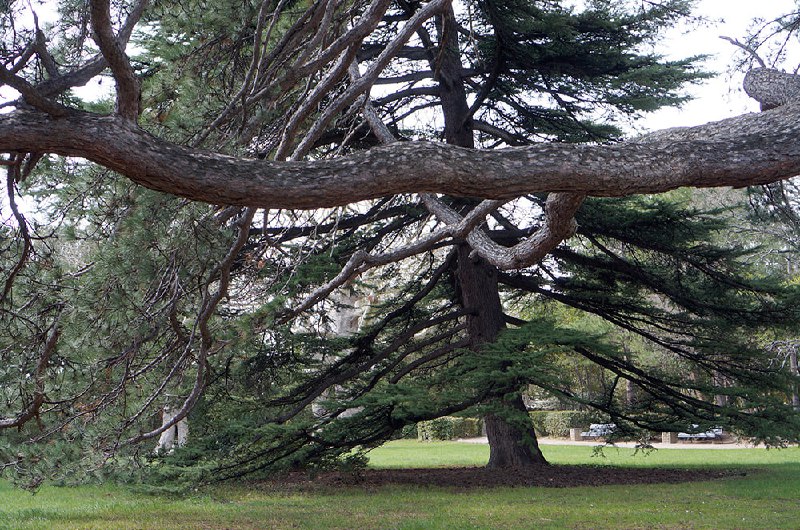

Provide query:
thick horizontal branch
left=2, top=103, right=800, bottom=209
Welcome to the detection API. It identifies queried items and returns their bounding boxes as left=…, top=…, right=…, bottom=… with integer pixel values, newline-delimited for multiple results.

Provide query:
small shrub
left=417, top=417, right=482, bottom=441
left=529, top=411, right=549, bottom=437
left=452, top=417, right=482, bottom=439
left=542, top=411, right=574, bottom=438
left=399, top=423, right=418, bottom=439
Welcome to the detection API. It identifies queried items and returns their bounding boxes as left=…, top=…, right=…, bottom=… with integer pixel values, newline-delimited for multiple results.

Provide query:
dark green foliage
left=471, top=0, right=706, bottom=140
left=3, top=0, right=799, bottom=489
left=399, top=423, right=418, bottom=439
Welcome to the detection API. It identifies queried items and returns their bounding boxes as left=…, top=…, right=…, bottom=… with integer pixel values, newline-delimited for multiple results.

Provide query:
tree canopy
left=1, top=2, right=800, bottom=207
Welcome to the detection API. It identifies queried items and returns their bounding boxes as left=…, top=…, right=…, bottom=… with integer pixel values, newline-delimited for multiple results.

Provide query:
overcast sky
left=642, top=0, right=798, bottom=131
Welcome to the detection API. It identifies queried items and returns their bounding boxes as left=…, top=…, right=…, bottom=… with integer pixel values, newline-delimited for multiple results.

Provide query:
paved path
left=457, top=436, right=771, bottom=450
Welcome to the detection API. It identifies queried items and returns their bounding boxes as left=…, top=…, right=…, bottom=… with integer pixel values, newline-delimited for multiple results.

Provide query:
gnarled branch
left=3, top=98, right=800, bottom=209
left=421, top=192, right=585, bottom=269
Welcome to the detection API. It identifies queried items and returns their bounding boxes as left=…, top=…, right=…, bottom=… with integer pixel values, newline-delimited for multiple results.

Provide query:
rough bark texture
left=456, top=244, right=547, bottom=467
left=423, top=192, right=584, bottom=269
left=3, top=100, right=800, bottom=208
left=744, top=68, right=800, bottom=110
left=154, top=406, right=189, bottom=454
left=432, top=13, right=547, bottom=468
left=435, top=7, right=474, bottom=149
left=484, top=394, right=548, bottom=468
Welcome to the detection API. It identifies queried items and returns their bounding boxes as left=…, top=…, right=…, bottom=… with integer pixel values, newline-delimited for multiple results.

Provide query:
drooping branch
left=124, top=208, right=256, bottom=445
left=271, top=308, right=469, bottom=422
left=0, top=314, right=61, bottom=430
left=32, top=25, right=59, bottom=78
left=1, top=162, right=33, bottom=305
left=348, top=61, right=398, bottom=145
left=283, top=198, right=500, bottom=320
left=193, top=0, right=292, bottom=145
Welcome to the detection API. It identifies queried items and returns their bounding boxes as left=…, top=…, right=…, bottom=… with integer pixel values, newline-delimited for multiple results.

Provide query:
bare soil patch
left=260, top=465, right=745, bottom=491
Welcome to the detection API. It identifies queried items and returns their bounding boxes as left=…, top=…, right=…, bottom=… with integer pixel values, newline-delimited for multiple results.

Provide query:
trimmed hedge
left=415, top=411, right=605, bottom=441
left=529, top=410, right=606, bottom=438
left=399, top=423, right=418, bottom=439
left=417, top=417, right=483, bottom=441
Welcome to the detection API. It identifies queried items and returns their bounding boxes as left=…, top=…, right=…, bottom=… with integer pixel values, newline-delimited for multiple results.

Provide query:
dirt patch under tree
left=258, top=465, right=746, bottom=491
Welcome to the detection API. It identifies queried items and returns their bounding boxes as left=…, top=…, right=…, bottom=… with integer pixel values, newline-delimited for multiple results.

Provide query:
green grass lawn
left=1, top=441, right=799, bottom=529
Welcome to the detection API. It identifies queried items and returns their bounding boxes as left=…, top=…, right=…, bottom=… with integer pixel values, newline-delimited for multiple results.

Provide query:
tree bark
left=455, top=244, right=548, bottom=467
left=154, top=405, right=190, bottom=454
left=4, top=94, right=800, bottom=209
left=430, top=8, right=546, bottom=467
left=485, top=394, right=547, bottom=468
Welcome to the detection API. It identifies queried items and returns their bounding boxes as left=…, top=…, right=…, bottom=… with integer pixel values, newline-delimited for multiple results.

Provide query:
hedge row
left=410, top=410, right=607, bottom=441
left=416, top=416, right=483, bottom=441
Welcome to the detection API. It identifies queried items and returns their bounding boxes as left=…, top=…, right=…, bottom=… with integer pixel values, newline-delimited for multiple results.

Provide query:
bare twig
left=0, top=313, right=61, bottom=429
left=720, top=35, right=767, bottom=68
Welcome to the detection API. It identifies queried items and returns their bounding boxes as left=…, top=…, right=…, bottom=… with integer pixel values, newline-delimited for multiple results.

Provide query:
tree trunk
left=154, top=405, right=189, bottom=454
left=623, top=351, right=636, bottom=407
left=456, top=244, right=548, bottom=467
left=485, top=393, right=547, bottom=468
left=432, top=8, right=546, bottom=468
left=713, top=370, right=730, bottom=407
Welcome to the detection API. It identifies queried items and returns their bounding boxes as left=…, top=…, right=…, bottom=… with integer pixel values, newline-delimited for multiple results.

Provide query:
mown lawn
left=1, top=441, right=798, bottom=529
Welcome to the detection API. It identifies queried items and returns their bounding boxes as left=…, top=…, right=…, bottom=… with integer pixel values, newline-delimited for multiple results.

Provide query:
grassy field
left=1, top=441, right=799, bottom=529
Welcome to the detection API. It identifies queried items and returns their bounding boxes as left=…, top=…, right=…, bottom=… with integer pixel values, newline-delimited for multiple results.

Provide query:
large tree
left=2, top=0, right=800, bottom=483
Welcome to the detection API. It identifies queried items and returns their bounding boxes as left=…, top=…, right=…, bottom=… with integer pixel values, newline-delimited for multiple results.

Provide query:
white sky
left=642, top=0, right=799, bottom=131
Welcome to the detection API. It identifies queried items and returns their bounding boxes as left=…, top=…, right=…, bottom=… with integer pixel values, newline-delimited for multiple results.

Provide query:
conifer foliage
left=1, top=0, right=799, bottom=485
